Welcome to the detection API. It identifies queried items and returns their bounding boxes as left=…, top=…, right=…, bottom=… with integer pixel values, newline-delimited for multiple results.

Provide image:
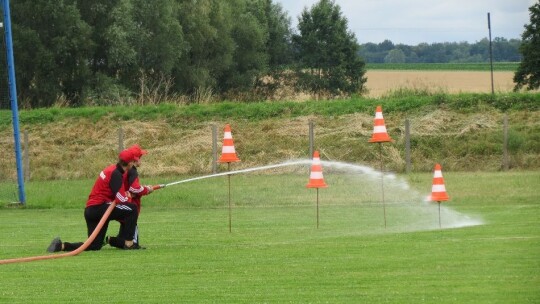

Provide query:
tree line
left=0, top=0, right=364, bottom=108
left=0, top=0, right=538, bottom=108
left=359, top=38, right=521, bottom=64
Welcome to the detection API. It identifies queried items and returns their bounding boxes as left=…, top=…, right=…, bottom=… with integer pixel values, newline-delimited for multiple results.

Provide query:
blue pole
left=2, top=0, right=26, bottom=205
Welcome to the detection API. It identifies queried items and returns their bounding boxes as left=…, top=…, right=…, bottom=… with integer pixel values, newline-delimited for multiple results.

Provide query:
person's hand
left=145, top=185, right=154, bottom=194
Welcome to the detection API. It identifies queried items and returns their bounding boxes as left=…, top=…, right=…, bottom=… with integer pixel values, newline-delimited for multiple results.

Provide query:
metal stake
left=379, top=143, right=387, bottom=228
left=316, top=188, right=320, bottom=229
left=438, top=202, right=442, bottom=229
left=227, top=162, right=232, bottom=233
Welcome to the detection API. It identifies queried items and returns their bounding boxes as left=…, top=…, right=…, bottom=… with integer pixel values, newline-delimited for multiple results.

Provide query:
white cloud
left=276, top=0, right=533, bottom=44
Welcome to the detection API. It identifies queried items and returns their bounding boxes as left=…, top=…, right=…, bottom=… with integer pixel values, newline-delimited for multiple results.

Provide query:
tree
left=224, top=0, right=270, bottom=92
left=384, top=49, right=406, bottom=63
left=248, top=0, right=294, bottom=99
left=12, top=0, right=93, bottom=107
left=262, top=0, right=293, bottom=71
left=174, top=0, right=235, bottom=97
left=378, top=39, right=395, bottom=51
left=359, top=42, right=385, bottom=63
left=132, top=0, right=184, bottom=75
left=77, top=0, right=184, bottom=103
left=293, top=0, right=366, bottom=97
left=514, top=1, right=540, bottom=91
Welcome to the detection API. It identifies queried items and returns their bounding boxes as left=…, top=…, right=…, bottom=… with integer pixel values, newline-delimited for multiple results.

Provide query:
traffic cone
left=368, top=105, right=392, bottom=143
left=306, top=151, right=327, bottom=188
left=430, top=163, right=449, bottom=202
left=218, top=124, right=240, bottom=163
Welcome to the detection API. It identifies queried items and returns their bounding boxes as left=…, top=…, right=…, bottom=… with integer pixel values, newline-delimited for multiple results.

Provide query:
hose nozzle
left=152, top=184, right=165, bottom=190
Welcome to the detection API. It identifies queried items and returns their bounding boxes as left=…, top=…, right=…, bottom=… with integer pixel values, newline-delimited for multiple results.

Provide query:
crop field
left=0, top=169, right=538, bottom=303
left=365, top=70, right=516, bottom=97
left=366, top=62, right=520, bottom=71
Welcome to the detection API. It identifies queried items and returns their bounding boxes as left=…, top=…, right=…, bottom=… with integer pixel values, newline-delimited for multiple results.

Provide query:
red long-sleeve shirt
left=126, top=167, right=149, bottom=213
left=86, top=164, right=131, bottom=207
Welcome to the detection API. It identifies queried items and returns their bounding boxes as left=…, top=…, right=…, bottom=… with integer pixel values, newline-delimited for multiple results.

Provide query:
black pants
left=63, top=203, right=138, bottom=251
left=108, top=224, right=140, bottom=249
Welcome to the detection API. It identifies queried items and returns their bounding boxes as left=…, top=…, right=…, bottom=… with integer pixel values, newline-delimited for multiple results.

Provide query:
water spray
left=368, top=106, right=393, bottom=228
left=152, top=161, right=309, bottom=190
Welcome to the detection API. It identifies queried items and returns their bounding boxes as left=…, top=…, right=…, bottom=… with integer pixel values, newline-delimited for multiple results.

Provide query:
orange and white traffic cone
left=218, top=124, right=240, bottom=163
left=306, top=150, right=327, bottom=229
left=306, top=151, right=327, bottom=188
left=430, top=163, right=449, bottom=202
left=368, top=105, right=392, bottom=143
left=430, top=163, right=449, bottom=228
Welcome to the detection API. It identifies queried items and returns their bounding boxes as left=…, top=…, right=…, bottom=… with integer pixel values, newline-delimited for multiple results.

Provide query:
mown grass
left=367, top=62, right=520, bottom=71
left=0, top=171, right=538, bottom=303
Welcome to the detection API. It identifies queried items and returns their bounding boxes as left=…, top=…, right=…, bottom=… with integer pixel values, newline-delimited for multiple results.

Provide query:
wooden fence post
left=212, top=124, right=218, bottom=173
left=23, top=130, right=29, bottom=181
left=405, top=119, right=411, bottom=173
left=503, top=114, right=509, bottom=171
left=309, top=120, right=314, bottom=157
left=118, top=127, right=124, bottom=153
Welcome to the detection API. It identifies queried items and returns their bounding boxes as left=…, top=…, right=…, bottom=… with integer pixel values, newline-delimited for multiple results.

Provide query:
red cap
left=128, top=144, right=147, bottom=158
left=119, top=149, right=138, bottom=163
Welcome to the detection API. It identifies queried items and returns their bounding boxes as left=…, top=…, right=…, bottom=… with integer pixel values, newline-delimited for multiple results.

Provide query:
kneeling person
left=47, top=150, right=141, bottom=252
left=109, top=144, right=153, bottom=249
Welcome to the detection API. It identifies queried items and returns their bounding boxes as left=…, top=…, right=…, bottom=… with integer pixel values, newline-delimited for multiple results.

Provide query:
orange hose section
left=0, top=202, right=116, bottom=265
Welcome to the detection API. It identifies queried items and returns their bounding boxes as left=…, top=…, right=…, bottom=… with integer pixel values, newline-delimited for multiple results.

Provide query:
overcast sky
left=276, top=0, right=535, bottom=45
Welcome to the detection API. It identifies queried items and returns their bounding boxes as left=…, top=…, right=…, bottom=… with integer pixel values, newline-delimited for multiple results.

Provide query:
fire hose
left=0, top=202, right=116, bottom=265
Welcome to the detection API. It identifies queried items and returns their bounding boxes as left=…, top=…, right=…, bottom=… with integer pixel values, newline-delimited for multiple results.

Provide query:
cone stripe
left=433, top=170, right=443, bottom=178
left=375, top=112, right=383, bottom=119
left=222, top=146, right=236, bottom=153
left=310, top=171, right=324, bottom=179
left=373, top=126, right=387, bottom=133
left=432, top=184, right=446, bottom=192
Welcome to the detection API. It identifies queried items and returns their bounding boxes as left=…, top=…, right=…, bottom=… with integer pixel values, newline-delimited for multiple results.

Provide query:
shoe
left=123, top=242, right=146, bottom=250
left=47, top=237, right=62, bottom=253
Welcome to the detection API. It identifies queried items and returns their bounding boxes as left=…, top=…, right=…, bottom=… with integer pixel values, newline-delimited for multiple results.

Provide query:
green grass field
left=0, top=168, right=538, bottom=303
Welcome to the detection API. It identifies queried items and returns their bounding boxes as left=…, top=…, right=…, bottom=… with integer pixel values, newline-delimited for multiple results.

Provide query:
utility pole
left=487, top=12, right=495, bottom=95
